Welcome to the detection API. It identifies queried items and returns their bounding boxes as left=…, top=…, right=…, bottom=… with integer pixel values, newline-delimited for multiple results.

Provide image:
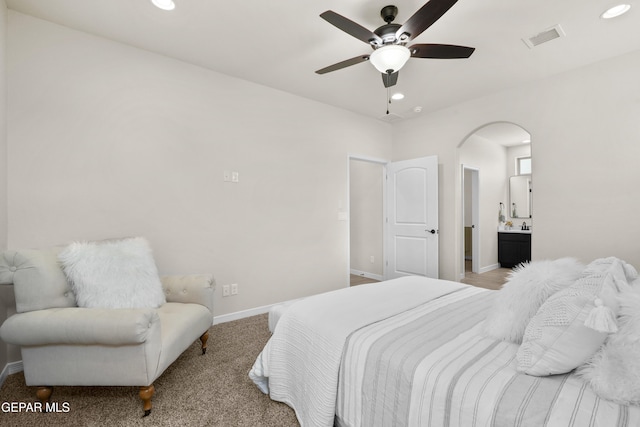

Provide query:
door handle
left=425, top=229, right=437, bottom=234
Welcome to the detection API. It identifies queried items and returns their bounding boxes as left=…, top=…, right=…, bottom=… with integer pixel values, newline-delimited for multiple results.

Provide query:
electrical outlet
left=231, top=283, right=238, bottom=295
left=370, top=256, right=375, bottom=263
left=222, top=285, right=230, bottom=297
left=231, top=171, right=239, bottom=183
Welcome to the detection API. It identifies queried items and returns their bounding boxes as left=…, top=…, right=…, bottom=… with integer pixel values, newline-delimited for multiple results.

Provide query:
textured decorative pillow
left=58, top=237, right=166, bottom=309
left=578, top=287, right=640, bottom=404
left=517, top=258, right=631, bottom=376
left=483, top=257, right=584, bottom=343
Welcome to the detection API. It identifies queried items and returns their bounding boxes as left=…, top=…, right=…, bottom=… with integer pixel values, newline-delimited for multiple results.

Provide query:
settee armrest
left=0, top=307, right=160, bottom=346
left=161, top=274, right=215, bottom=314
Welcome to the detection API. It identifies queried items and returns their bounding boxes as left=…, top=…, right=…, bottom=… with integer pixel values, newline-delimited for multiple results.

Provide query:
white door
left=386, top=156, right=439, bottom=279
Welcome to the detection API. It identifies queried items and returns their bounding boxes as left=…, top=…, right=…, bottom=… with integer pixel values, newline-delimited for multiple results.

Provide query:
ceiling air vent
left=523, top=24, right=565, bottom=49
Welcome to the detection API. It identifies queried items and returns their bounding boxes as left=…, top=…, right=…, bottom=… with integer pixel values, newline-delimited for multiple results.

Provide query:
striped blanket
left=249, top=276, right=468, bottom=426
left=336, top=286, right=640, bottom=427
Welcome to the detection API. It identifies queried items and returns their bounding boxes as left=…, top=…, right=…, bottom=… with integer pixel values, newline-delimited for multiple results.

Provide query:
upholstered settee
left=0, top=245, right=215, bottom=416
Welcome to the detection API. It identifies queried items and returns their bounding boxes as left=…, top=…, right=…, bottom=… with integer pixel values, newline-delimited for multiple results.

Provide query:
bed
left=250, top=258, right=640, bottom=427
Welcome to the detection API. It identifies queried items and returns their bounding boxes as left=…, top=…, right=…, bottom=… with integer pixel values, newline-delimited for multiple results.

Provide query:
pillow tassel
left=584, top=298, right=618, bottom=333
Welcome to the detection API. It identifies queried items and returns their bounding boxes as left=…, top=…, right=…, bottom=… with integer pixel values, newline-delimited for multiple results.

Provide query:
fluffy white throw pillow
left=483, top=257, right=584, bottom=344
left=58, top=237, right=166, bottom=309
left=578, top=287, right=640, bottom=404
left=517, top=258, right=632, bottom=376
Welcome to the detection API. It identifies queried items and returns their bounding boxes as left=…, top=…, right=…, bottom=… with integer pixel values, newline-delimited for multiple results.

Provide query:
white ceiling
left=473, top=122, right=531, bottom=147
left=6, top=0, right=640, bottom=122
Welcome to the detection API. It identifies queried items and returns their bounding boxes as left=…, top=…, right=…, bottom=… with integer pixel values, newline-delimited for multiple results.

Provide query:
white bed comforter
left=249, top=276, right=467, bottom=427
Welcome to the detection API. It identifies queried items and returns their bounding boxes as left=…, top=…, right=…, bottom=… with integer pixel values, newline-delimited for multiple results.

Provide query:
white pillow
left=483, top=258, right=584, bottom=344
left=517, top=258, right=631, bottom=376
left=578, top=287, right=640, bottom=404
left=58, top=237, right=166, bottom=309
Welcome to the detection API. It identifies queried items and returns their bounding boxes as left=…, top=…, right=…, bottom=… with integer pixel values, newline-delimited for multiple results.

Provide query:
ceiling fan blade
left=315, top=55, right=370, bottom=74
left=409, top=43, right=475, bottom=59
left=320, top=11, right=382, bottom=45
left=395, top=0, right=459, bottom=42
left=382, top=72, right=399, bottom=88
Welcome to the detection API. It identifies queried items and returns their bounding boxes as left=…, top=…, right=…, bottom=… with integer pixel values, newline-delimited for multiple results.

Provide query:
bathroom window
left=517, top=157, right=531, bottom=175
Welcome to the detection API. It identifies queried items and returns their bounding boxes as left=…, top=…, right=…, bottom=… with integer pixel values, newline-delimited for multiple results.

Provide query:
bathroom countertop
left=498, top=228, right=531, bottom=234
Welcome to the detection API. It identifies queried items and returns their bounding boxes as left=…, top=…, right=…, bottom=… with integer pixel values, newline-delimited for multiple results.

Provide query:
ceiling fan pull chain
left=386, top=86, right=390, bottom=114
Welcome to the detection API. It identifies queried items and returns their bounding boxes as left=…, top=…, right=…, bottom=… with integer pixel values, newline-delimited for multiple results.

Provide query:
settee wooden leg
left=36, top=386, right=53, bottom=411
left=139, top=385, right=155, bottom=418
left=200, top=331, right=209, bottom=355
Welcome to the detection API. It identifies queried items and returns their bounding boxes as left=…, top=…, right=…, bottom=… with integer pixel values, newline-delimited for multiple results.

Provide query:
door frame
left=347, top=154, right=388, bottom=287
left=461, top=165, right=480, bottom=279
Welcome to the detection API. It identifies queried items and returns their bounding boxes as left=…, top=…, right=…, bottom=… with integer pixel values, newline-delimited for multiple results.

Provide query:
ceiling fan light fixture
left=151, top=0, right=175, bottom=11
left=369, top=45, right=411, bottom=74
left=601, top=4, right=631, bottom=19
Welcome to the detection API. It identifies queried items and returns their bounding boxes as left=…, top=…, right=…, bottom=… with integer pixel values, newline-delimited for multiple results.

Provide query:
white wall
left=393, top=49, right=640, bottom=280
left=6, top=10, right=640, bottom=319
left=6, top=12, right=393, bottom=316
left=0, top=0, right=18, bottom=374
left=349, top=159, right=384, bottom=277
left=459, top=134, right=507, bottom=271
left=0, top=0, right=6, bottom=251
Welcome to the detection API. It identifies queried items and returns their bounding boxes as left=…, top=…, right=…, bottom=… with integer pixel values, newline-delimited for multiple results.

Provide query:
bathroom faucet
left=521, top=222, right=528, bottom=231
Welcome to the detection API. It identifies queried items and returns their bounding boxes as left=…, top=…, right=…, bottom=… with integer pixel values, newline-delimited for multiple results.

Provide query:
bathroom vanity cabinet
left=498, top=231, right=531, bottom=268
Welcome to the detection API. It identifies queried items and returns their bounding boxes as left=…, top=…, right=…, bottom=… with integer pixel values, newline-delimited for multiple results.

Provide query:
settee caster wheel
left=139, top=385, right=154, bottom=418
left=200, top=331, right=209, bottom=355
left=36, top=386, right=53, bottom=412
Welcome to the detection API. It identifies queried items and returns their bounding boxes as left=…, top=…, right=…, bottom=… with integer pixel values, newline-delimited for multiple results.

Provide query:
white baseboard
left=479, top=263, right=501, bottom=274
left=459, top=263, right=501, bottom=279
left=349, top=269, right=383, bottom=282
left=0, top=360, right=24, bottom=388
left=213, top=298, right=304, bottom=325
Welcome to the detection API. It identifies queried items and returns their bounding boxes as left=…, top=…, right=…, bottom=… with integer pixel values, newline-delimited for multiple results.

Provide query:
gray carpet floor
left=0, top=313, right=300, bottom=426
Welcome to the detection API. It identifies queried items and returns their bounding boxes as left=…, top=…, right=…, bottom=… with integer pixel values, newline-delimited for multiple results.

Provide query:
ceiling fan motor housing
left=374, top=6, right=402, bottom=45
left=380, top=5, right=398, bottom=23
left=374, top=23, right=402, bottom=45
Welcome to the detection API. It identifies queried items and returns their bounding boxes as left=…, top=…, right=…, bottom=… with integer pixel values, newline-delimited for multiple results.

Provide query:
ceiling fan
left=315, top=0, right=475, bottom=89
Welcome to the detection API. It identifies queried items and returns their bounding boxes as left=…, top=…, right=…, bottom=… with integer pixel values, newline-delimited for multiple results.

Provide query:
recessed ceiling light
left=601, top=4, right=631, bottom=19
left=413, top=106, right=423, bottom=113
left=391, top=93, right=405, bottom=100
left=152, top=0, right=175, bottom=11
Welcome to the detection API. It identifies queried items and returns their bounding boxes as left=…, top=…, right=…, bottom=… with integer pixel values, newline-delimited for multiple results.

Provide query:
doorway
left=348, top=155, right=440, bottom=285
left=348, top=157, right=385, bottom=285
left=462, top=166, right=479, bottom=276
left=457, top=122, right=532, bottom=281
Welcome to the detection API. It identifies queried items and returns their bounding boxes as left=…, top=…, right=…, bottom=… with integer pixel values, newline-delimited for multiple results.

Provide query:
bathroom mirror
left=509, top=175, right=532, bottom=218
